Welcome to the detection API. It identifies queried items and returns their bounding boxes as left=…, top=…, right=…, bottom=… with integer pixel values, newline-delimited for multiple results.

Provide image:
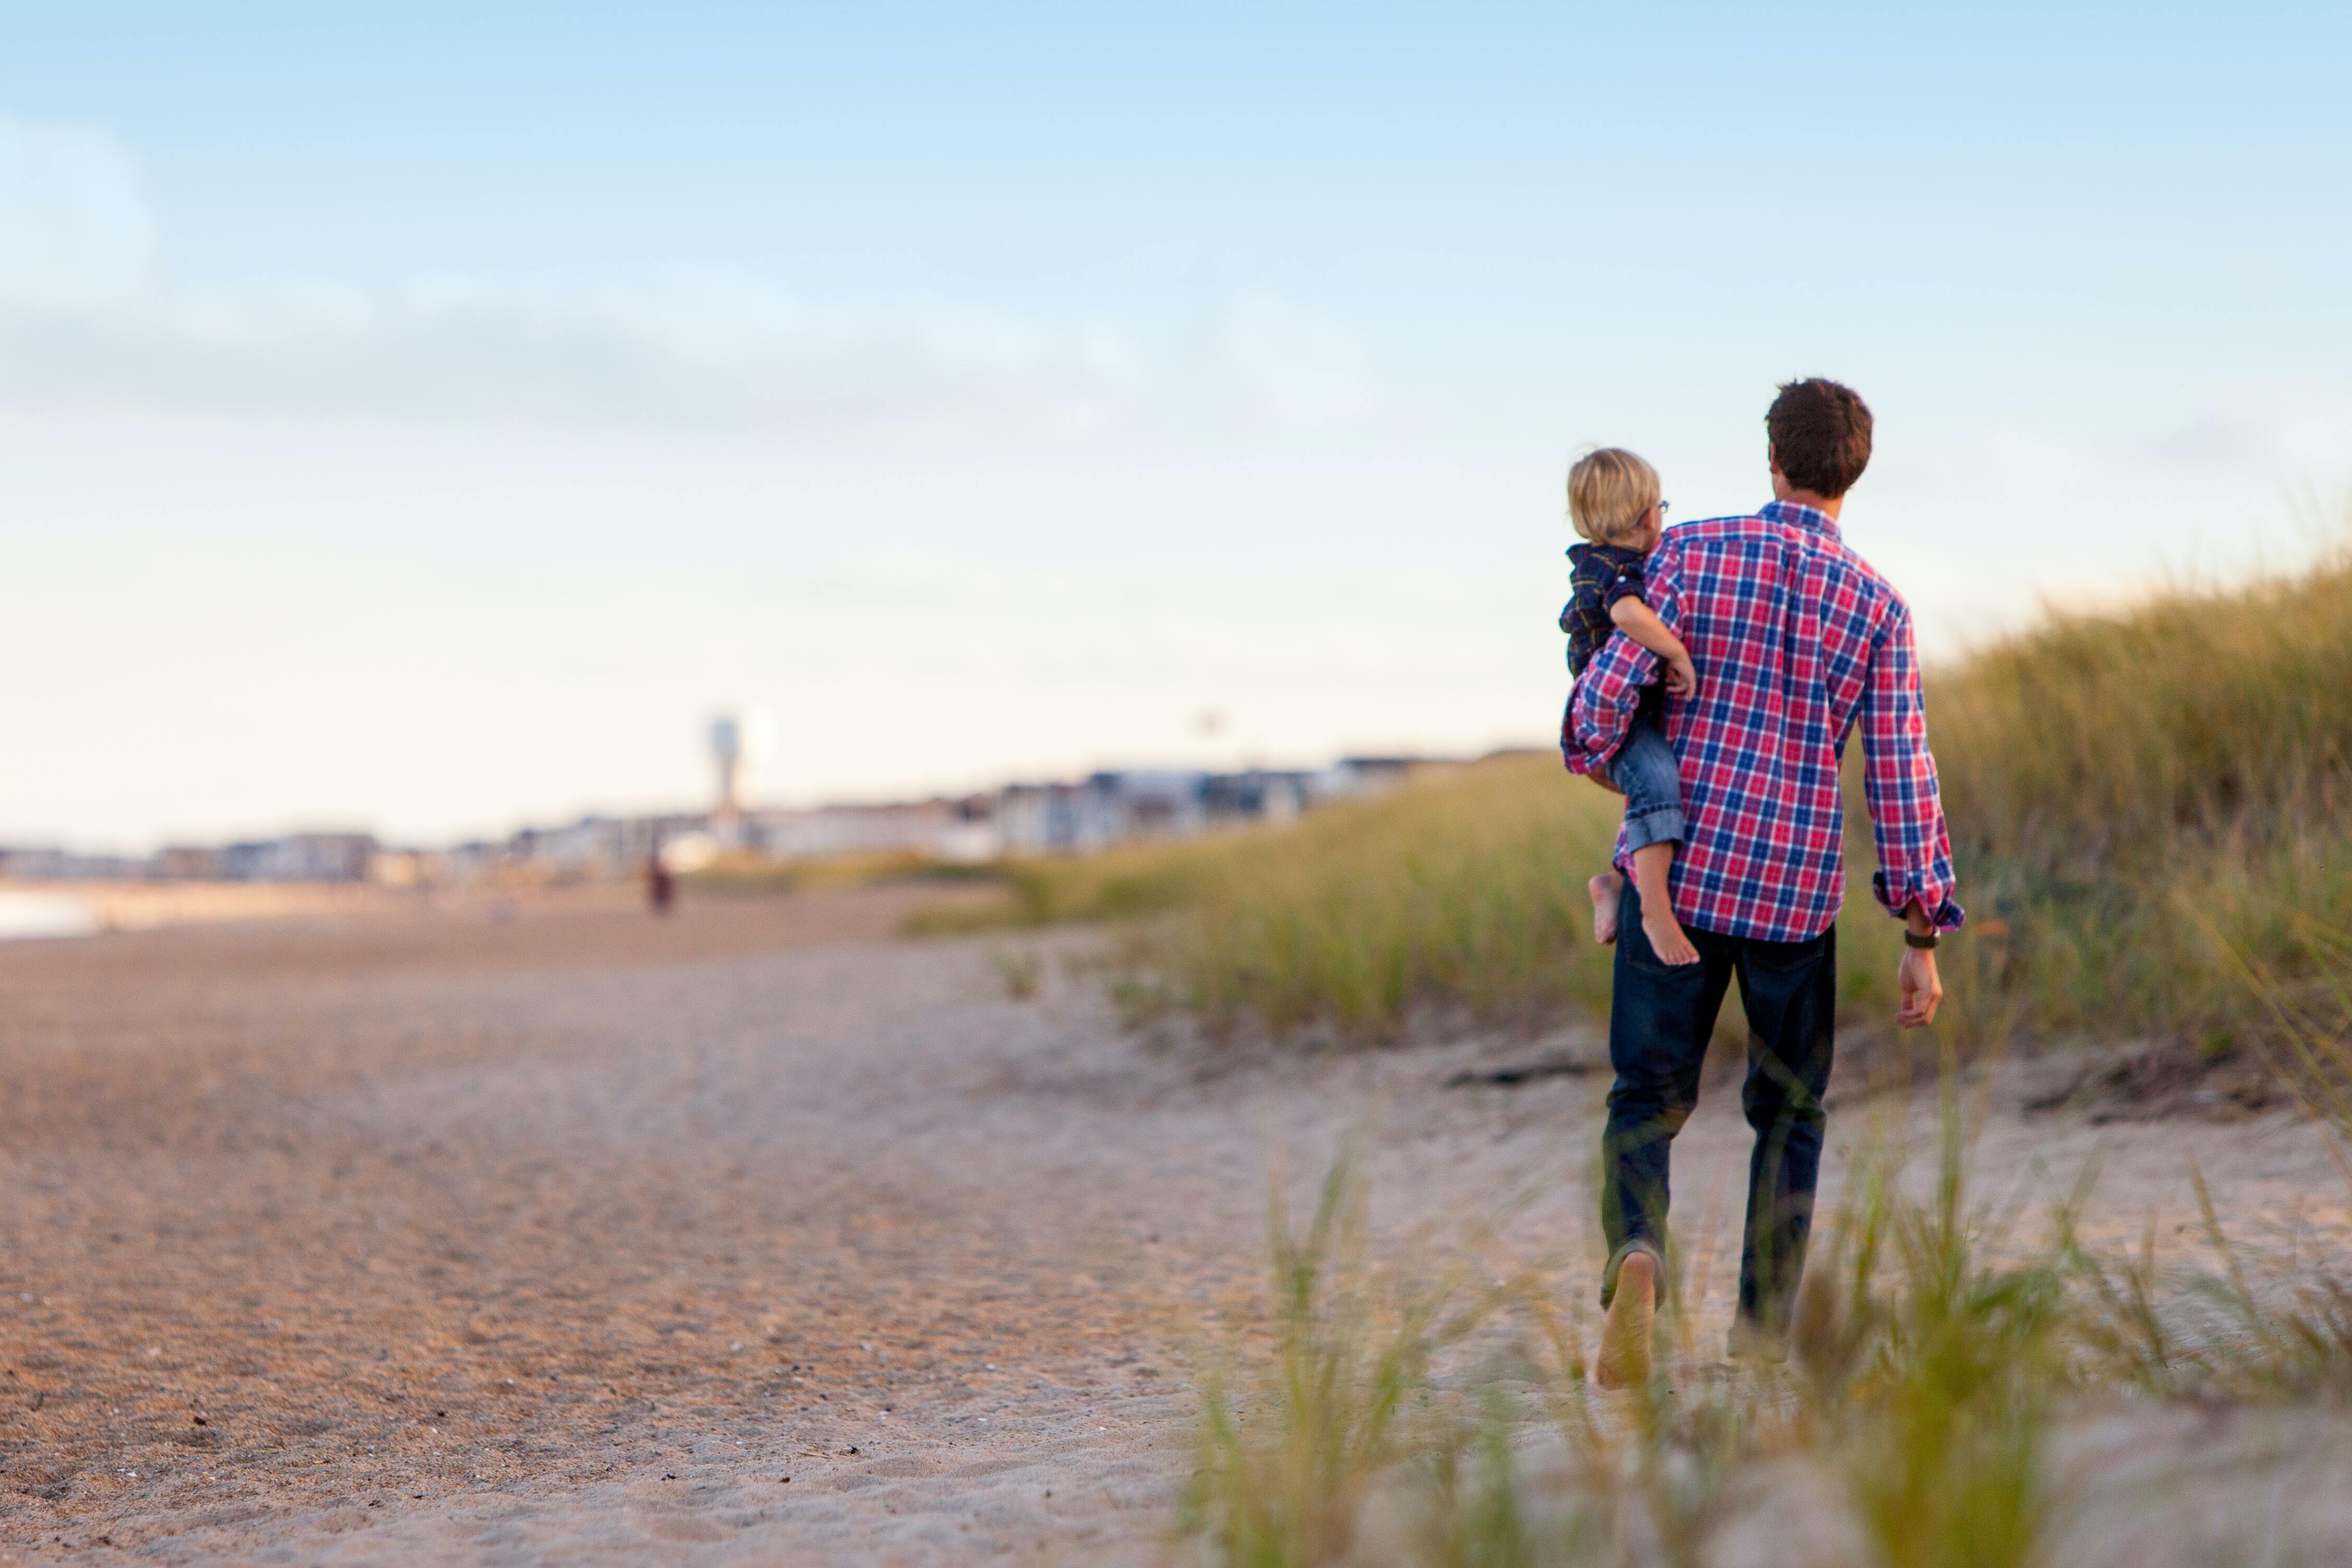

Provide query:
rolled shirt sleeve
left=1858, top=600, right=1966, bottom=931
left=1561, top=542, right=1676, bottom=776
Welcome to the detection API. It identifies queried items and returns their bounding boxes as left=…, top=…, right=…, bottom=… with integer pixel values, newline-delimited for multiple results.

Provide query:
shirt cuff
left=1559, top=733, right=1609, bottom=776
left=1560, top=690, right=1622, bottom=776
left=1873, top=871, right=1966, bottom=932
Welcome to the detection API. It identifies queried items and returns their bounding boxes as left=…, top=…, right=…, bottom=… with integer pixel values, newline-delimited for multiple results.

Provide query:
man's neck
left=1770, top=481, right=1843, bottom=521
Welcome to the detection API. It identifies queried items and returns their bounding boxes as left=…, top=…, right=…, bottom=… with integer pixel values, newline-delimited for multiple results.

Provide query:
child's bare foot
left=1641, top=900, right=1701, bottom=966
left=1588, top=872, right=1623, bottom=944
left=1596, top=1250, right=1656, bottom=1388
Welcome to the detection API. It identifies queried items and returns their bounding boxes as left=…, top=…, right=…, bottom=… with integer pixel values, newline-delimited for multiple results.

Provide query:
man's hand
left=1663, top=652, right=1698, bottom=699
left=1897, top=947, right=1942, bottom=1027
left=1896, top=905, right=1944, bottom=1028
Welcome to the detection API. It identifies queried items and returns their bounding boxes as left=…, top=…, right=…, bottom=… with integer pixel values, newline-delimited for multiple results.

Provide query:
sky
left=3, top=1, right=2348, bottom=851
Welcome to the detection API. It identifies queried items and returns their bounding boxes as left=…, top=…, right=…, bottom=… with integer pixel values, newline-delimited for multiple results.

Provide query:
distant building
left=1203, top=769, right=1314, bottom=825
left=1313, top=756, right=1436, bottom=799
left=0, top=749, right=1463, bottom=888
left=991, top=765, right=1361, bottom=856
left=0, top=847, right=149, bottom=881
left=154, top=846, right=225, bottom=880
left=993, top=782, right=1088, bottom=855
left=1079, top=770, right=1205, bottom=848
left=217, top=833, right=378, bottom=883
left=746, top=801, right=966, bottom=862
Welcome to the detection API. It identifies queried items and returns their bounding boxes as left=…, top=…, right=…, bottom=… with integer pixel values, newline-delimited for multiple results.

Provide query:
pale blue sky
left=3, top=2, right=2347, bottom=848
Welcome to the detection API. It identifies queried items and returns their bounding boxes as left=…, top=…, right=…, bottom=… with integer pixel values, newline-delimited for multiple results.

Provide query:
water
left=0, top=891, right=100, bottom=940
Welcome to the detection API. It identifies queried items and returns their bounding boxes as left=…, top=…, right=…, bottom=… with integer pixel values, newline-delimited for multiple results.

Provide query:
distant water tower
left=710, top=715, right=748, bottom=818
left=708, top=708, right=775, bottom=819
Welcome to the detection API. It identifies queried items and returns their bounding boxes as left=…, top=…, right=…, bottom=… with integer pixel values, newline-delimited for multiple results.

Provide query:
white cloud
left=0, top=267, right=1161, bottom=441
left=0, top=114, right=1388, bottom=446
left=1211, top=288, right=1382, bottom=429
left=0, top=114, right=155, bottom=310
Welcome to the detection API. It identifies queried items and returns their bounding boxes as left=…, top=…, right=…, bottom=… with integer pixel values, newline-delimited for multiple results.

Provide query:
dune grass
left=1137, top=757, right=1626, bottom=1043
left=911, top=540, right=2352, bottom=1063
left=1178, top=1108, right=2352, bottom=1568
left=897, top=836, right=1228, bottom=935
left=1148, top=548, right=2352, bottom=1560
left=1929, top=543, right=2352, bottom=1054
left=906, top=751, right=1997, bottom=1049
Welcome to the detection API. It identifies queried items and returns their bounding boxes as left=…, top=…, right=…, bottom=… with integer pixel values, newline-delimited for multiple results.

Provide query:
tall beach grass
left=916, top=538, right=2352, bottom=1061
left=1178, top=1111, right=2352, bottom=1568
left=1931, top=542, right=2352, bottom=1053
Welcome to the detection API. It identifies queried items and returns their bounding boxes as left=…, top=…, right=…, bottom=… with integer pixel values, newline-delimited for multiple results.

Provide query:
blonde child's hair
left=1567, top=447, right=1662, bottom=544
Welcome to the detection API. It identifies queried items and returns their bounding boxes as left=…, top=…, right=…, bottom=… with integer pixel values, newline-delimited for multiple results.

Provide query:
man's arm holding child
left=1607, top=595, right=1697, bottom=698
left=1563, top=544, right=1685, bottom=775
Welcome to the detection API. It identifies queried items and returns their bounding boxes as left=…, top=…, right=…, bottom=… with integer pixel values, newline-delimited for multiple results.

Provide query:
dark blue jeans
left=1599, top=881, right=1836, bottom=1331
left=1607, top=711, right=1684, bottom=851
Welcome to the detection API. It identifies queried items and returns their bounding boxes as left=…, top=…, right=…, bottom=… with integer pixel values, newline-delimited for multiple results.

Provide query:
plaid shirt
left=1562, top=499, right=1963, bottom=942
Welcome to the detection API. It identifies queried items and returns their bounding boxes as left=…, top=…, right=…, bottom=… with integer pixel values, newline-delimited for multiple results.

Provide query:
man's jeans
left=1599, top=882, right=1836, bottom=1332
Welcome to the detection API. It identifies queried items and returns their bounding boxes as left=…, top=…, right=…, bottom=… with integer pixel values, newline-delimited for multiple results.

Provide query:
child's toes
left=1588, top=875, right=1621, bottom=945
left=1644, top=917, right=1701, bottom=966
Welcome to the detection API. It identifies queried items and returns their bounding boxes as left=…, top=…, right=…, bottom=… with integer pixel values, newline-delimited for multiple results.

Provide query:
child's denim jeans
left=1608, top=713, right=1685, bottom=850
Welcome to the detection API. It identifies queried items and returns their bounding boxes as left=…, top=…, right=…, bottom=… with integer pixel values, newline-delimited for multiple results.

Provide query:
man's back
left=1563, top=498, right=1960, bottom=942
left=1577, top=380, right=1957, bottom=1376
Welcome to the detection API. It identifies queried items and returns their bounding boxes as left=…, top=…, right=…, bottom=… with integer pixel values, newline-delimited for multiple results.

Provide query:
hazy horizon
left=6, top=1, right=2348, bottom=852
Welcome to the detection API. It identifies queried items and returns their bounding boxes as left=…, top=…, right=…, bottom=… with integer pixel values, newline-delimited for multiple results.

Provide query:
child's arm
left=1609, top=595, right=1698, bottom=698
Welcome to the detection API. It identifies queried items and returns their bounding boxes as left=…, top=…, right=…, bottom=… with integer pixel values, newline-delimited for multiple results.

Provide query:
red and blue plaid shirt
left=1562, top=499, right=1963, bottom=942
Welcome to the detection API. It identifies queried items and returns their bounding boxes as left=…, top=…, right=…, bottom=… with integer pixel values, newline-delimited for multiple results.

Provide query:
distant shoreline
left=0, top=880, right=409, bottom=939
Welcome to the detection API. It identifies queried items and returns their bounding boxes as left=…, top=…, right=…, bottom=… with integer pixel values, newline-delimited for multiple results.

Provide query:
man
left=1561, top=378, right=1962, bottom=1386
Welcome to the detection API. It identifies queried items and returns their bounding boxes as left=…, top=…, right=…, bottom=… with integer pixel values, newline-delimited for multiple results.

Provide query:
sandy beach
left=4, top=889, right=2350, bottom=1565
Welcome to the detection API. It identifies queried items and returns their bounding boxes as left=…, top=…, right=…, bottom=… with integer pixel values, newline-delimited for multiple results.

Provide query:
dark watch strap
left=1904, top=929, right=1940, bottom=950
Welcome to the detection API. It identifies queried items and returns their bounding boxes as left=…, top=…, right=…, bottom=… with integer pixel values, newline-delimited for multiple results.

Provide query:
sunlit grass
left=907, top=533, right=2352, bottom=1061
left=1928, top=539, right=2352, bottom=1052
left=1052, top=541, right=2352, bottom=1558
left=1179, top=1105, right=2352, bottom=1568
left=1181, top=1143, right=1490, bottom=1566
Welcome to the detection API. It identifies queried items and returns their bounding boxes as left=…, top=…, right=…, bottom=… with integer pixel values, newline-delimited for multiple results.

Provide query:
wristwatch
left=1904, top=929, right=1940, bottom=950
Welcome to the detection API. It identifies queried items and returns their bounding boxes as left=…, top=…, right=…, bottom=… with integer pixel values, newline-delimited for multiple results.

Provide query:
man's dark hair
left=1766, top=378, right=1872, bottom=498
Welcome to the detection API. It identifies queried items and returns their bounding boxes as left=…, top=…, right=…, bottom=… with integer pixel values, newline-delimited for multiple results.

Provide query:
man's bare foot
left=1589, top=872, right=1623, bottom=945
left=1641, top=902, right=1701, bottom=966
left=1596, top=1250, right=1656, bottom=1388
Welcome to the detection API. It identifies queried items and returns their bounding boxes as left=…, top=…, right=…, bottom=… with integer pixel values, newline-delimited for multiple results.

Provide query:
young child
left=1560, top=447, right=1700, bottom=966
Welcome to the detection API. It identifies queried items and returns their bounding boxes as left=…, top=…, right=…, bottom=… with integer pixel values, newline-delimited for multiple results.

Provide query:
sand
left=4, top=887, right=2350, bottom=1565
